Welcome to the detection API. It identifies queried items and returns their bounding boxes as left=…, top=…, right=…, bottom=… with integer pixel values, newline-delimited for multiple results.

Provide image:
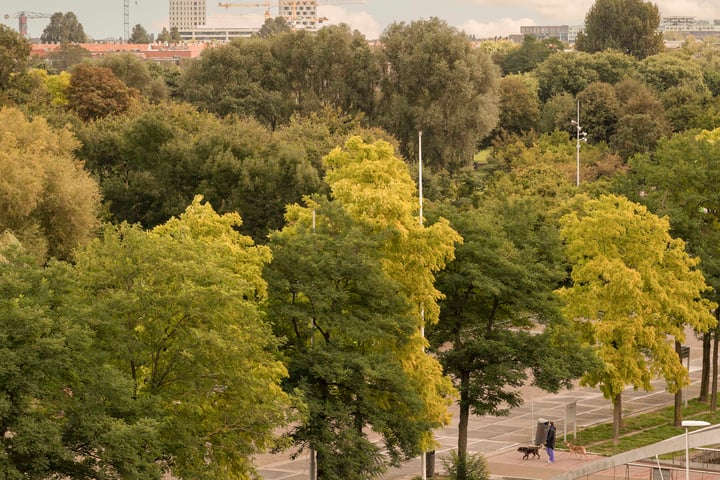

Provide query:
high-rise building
left=279, top=1, right=324, bottom=29
left=169, top=0, right=207, bottom=30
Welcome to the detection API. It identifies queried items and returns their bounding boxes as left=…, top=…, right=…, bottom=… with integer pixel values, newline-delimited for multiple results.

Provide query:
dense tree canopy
left=66, top=64, right=140, bottom=121
left=557, top=194, right=716, bottom=440
left=575, top=0, right=664, bottom=59
left=0, top=25, right=30, bottom=91
left=266, top=137, right=459, bottom=478
left=72, top=197, right=294, bottom=479
left=0, top=107, right=100, bottom=260
left=377, top=17, right=499, bottom=171
left=40, top=12, right=88, bottom=43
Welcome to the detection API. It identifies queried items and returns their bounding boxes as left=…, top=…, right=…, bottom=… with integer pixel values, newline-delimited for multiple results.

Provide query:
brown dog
left=566, top=442, right=588, bottom=459
left=517, top=445, right=540, bottom=459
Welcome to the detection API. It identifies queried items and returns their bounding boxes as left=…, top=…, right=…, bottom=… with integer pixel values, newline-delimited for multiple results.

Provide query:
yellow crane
left=218, top=2, right=272, bottom=20
left=220, top=0, right=363, bottom=28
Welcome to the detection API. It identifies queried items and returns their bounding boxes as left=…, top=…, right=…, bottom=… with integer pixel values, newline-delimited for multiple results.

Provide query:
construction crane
left=218, top=2, right=272, bottom=20
left=4, top=11, right=52, bottom=37
left=219, top=0, right=363, bottom=29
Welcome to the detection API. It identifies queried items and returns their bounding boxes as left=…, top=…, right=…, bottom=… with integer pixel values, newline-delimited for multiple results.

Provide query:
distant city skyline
left=1, top=0, right=718, bottom=41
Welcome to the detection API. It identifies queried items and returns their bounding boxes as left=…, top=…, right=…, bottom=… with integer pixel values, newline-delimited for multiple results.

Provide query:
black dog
left=517, top=445, right=540, bottom=459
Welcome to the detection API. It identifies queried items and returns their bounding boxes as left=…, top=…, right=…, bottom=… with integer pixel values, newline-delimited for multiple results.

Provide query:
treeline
left=2, top=1, right=720, bottom=478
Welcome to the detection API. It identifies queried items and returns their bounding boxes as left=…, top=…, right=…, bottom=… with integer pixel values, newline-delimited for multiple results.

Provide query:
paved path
left=256, top=332, right=707, bottom=480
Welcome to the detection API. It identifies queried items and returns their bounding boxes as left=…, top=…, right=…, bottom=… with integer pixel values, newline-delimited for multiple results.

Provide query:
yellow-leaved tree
left=557, top=194, right=716, bottom=443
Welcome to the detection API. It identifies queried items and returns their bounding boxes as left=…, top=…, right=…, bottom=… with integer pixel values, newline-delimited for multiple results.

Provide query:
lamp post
left=571, top=100, right=587, bottom=187
left=681, top=420, right=710, bottom=480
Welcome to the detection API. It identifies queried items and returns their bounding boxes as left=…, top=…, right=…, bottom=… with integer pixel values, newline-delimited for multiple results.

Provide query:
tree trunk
left=612, top=392, right=622, bottom=445
left=712, top=327, right=719, bottom=411
left=674, top=339, right=683, bottom=426
left=457, top=370, right=471, bottom=480
left=700, top=331, right=711, bottom=402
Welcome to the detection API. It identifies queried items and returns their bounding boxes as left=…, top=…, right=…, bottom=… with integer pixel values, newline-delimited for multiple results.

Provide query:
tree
left=575, top=0, right=664, bottom=59
left=0, top=238, right=163, bottom=479
left=0, top=24, right=30, bottom=91
left=169, top=26, right=182, bottom=43
left=74, top=102, right=327, bottom=242
left=0, top=107, right=100, bottom=260
left=257, top=16, right=292, bottom=38
left=427, top=174, right=594, bottom=479
left=376, top=17, right=500, bottom=172
left=265, top=137, right=460, bottom=478
left=66, top=64, right=140, bottom=121
left=493, top=75, right=541, bottom=137
left=40, top=12, right=88, bottom=44
left=129, top=24, right=151, bottom=43
left=577, top=81, right=621, bottom=144
left=95, top=52, right=169, bottom=103
left=556, top=194, right=716, bottom=441
left=46, top=43, right=91, bottom=71
left=617, top=128, right=720, bottom=409
left=72, top=197, right=294, bottom=479
left=500, top=35, right=559, bottom=75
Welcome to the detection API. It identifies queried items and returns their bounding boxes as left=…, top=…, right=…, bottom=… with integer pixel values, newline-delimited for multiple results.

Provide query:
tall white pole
left=418, top=131, right=427, bottom=480
left=575, top=100, right=581, bottom=187
left=685, top=426, right=690, bottom=480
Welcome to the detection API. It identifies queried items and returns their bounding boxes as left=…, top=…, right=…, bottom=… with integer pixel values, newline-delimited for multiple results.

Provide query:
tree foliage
left=0, top=238, right=162, bottom=480
left=575, top=0, right=664, bottom=59
left=129, top=24, right=151, bottom=43
left=40, top=12, right=88, bottom=44
left=72, top=197, right=293, bottom=479
left=557, top=194, right=716, bottom=439
left=376, top=17, right=499, bottom=171
left=0, top=107, right=100, bottom=260
left=66, top=64, right=140, bottom=121
left=0, top=25, right=30, bottom=91
left=265, top=137, right=459, bottom=478
left=428, top=172, right=595, bottom=470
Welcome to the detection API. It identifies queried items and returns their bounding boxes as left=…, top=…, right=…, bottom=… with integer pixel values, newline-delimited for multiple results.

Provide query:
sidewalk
left=256, top=332, right=706, bottom=480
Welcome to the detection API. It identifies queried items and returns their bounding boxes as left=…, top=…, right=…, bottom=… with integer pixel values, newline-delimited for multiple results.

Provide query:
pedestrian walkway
left=257, top=333, right=707, bottom=480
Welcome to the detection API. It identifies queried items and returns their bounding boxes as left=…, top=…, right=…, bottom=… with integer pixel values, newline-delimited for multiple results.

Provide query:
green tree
left=0, top=24, right=30, bottom=91
left=95, top=52, right=169, bottom=103
left=534, top=51, right=600, bottom=102
left=578, top=81, right=621, bottom=144
left=500, top=35, right=558, bottom=74
left=494, top=75, right=541, bottom=137
left=638, top=51, right=706, bottom=92
left=257, top=16, right=292, bottom=38
left=66, top=64, right=140, bottom=121
left=0, top=107, right=100, bottom=260
left=129, top=24, right=151, bottom=43
left=156, top=27, right=171, bottom=43
left=265, top=137, right=460, bottom=478
left=427, top=175, right=594, bottom=479
left=75, top=102, right=327, bottom=242
left=617, top=128, right=720, bottom=407
left=575, top=0, right=664, bottom=59
left=73, top=197, right=294, bottom=480
left=45, top=43, right=91, bottom=72
left=0, top=238, right=163, bottom=479
left=40, top=12, right=88, bottom=43
left=169, top=26, right=182, bottom=43
left=376, top=17, right=500, bottom=171
left=556, top=194, right=716, bottom=441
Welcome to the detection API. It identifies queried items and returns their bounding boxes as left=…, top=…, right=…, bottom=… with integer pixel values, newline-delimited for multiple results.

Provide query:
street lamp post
left=571, top=100, right=587, bottom=187
left=681, top=420, right=710, bottom=480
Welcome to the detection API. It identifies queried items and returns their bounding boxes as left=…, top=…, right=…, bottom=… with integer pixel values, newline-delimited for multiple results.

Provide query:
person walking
left=545, top=421, right=557, bottom=463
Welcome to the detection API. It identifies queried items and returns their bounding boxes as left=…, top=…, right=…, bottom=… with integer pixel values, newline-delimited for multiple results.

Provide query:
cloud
left=318, top=6, right=382, bottom=39
left=207, top=12, right=266, bottom=29
left=458, top=17, right=536, bottom=38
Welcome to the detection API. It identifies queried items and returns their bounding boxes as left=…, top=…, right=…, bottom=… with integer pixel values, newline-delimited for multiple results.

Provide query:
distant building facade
left=169, top=0, right=207, bottom=30
left=659, top=16, right=720, bottom=39
left=519, top=25, right=584, bottom=43
left=278, top=1, right=326, bottom=30
left=177, top=27, right=257, bottom=42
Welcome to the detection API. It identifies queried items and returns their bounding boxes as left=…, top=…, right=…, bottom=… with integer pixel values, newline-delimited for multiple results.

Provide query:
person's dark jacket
left=546, top=425, right=556, bottom=449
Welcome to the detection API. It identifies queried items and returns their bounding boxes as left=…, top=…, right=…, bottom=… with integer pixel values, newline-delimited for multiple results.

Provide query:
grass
left=563, top=399, right=720, bottom=456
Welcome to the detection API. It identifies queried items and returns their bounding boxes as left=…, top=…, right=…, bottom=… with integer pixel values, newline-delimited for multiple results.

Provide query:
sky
left=1, top=0, right=718, bottom=41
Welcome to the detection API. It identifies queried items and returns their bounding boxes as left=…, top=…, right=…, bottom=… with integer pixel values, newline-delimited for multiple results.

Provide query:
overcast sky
left=1, top=0, right=717, bottom=41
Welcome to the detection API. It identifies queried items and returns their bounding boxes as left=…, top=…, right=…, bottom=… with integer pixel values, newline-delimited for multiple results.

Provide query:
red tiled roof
left=30, top=43, right=208, bottom=59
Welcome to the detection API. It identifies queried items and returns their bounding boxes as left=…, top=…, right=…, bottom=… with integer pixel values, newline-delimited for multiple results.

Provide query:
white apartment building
left=169, top=0, right=207, bottom=30
left=279, top=1, right=325, bottom=30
